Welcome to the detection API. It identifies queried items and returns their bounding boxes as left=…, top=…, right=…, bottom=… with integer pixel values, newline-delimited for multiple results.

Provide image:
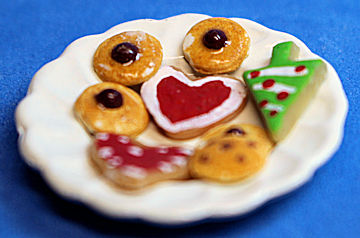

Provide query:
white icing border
left=141, top=66, right=247, bottom=133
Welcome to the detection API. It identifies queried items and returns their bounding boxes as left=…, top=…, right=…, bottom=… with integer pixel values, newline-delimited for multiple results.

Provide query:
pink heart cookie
left=92, top=132, right=193, bottom=189
left=141, top=66, right=248, bottom=139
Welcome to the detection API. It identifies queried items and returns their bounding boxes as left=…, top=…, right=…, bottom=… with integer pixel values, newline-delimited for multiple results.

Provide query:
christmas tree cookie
left=243, top=41, right=326, bottom=142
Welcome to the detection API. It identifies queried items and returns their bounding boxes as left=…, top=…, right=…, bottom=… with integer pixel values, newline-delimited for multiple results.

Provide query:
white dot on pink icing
left=158, top=161, right=174, bottom=173
left=157, top=147, right=169, bottom=154
left=96, top=133, right=109, bottom=141
left=98, top=146, right=114, bottom=159
left=107, top=156, right=123, bottom=168
left=170, top=156, right=187, bottom=167
left=121, top=165, right=147, bottom=179
left=177, top=148, right=193, bottom=156
left=127, top=146, right=144, bottom=157
left=117, top=136, right=130, bottom=144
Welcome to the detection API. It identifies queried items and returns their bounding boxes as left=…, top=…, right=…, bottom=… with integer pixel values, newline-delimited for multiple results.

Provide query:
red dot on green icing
left=262, top=79, right=275, bottom=89
left=277, top=91, right=289, bottom=100
left=259, top=100, right=268, bottom=108
left=250, top=71, right=260, bottom=78
left=295, top=65, right=306, bottom=72
left=270, top=110, right=278, bottom=116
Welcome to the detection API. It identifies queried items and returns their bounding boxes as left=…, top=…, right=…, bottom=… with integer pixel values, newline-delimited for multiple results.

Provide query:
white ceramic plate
left=15, top=14, right=348, bottom=225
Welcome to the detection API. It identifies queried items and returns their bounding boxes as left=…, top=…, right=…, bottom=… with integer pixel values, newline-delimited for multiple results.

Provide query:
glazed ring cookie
left=74, top=82, right=149, bottom=136
left=201, top=124, right=274, bottom=157
left=189, top=137, right=265, bottom=183
left=93, top=31, right=163, bottom=86
left=183, top=17, right=250, bottom=75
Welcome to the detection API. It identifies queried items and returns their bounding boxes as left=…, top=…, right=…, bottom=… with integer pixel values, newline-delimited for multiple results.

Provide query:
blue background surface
left=1, top=0, right=359, bottom=237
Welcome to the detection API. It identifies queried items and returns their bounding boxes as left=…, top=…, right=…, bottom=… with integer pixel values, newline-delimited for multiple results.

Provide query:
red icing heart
left=157, top=76, right=231, bottom=123
left=141, top=66, right=247, bottom=138
left=95, top=133, right=192, bottom=173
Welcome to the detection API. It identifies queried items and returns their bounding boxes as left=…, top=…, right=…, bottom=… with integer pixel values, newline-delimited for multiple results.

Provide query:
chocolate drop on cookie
left=247, top=141, right=257, bottom=148
left=221, top=142, right=232, bottom=150
left=203, top=29, right=227, bottom=50
left=226, top=128, right=245, bottom=136
left=237, top=155, right=245, bottom=163
left=199, top=155, right=209, bottom=164
left=95, top=89, right=123, bottom=108
left=111, top=42, right=139, bottom=64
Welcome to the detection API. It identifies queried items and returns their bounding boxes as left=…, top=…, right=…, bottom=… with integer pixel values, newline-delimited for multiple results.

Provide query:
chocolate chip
left=199, top=155, right=209, bottom=163
left=226, top=128, right=245, bottom=136
left=206, top=140, right=216, bottom=147
left=203, top=29, right=227, bottom=49
left=247, top=141, right=257, bottom=148
left=95, top=89, right=123, bottom=108
left=221, top=142, right=232, bottom=150
left=111, top=42, right=139, bottom=64
left=237, top=155, right=245, bottom=163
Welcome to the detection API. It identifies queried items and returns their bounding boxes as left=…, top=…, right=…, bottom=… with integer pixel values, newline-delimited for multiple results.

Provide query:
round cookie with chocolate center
left=74, top=82, right=149, bottom=136
left=93, top=31, right=163, bottom=86
left=183, top=17, right=250, bottom=75
left=189, top=137, right=265, bottom=183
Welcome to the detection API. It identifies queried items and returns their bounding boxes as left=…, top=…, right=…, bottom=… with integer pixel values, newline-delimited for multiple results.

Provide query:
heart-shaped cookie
left=92, top=133, right=193, bottom=189
left=141, top=66, right=247, bottom=139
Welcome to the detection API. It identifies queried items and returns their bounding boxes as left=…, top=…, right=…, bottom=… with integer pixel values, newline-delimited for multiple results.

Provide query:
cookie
left=202, top=123, right=274, bottom=157
left=74, top=82, right=149, bottom=136
left=243, top=41, right=326, bottom=142
left=92, top=133, right=193, bottom=189
left=183, top=17, right=250, bottom=75
left=141, top=66, right=248, bottom=139
left=93, top=31, right=163, bottom=86
left=189, top=137, right=265, bottom=183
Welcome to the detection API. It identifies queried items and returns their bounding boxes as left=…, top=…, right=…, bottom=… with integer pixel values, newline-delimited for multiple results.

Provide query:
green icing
left=243, top=41, right=324, bottom=139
